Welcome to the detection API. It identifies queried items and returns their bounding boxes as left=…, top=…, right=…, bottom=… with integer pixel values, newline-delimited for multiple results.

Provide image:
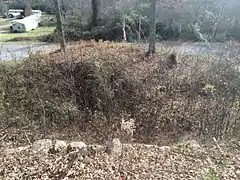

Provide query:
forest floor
left=0, top=41, right=239, bottom=179
left=0, top=134, right=240, bottom=179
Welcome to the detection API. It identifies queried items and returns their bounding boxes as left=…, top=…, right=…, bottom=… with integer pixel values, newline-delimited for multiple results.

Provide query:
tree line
left=2, top=0, right=240, bottom=48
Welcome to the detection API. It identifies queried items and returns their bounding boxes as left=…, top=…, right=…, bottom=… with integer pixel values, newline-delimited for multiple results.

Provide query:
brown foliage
left=0, top=41, right=239, bottom=145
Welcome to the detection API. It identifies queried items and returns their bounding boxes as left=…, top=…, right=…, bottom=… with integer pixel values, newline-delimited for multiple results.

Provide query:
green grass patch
left=0, top=19, right=11, bottom=27
left=0, top=26, right=55, bottom=43
left=39, top=14, right=57, bottom=27
left=203, top=170, right=220, bottom=180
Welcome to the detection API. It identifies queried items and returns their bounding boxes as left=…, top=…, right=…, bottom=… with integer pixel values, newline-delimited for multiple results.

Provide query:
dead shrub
left=0, top=42, right=239, bottom=145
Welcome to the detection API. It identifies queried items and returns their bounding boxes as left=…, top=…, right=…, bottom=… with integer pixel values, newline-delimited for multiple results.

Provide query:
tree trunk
left=122, top=17, right=127, bottom=42
left=55, top=0, right=66, bottom=52
left=61, top=0, right=66, bottom=18
left=24, top=0, right=32, bottom=17
left=213, top=22, right=220, bottom=40
left=213, top=6, right=225, bottom=40
left=148, top=0, right=157, bottom=55
left=91, top=0, right=100, bottom=28
left=213, top=6, right=225, bottom=39
left=138, top=15, right=142, bottom=42
left=179, top=24, right=182, bottom=39
left=81, top=0, right=84, bottom=18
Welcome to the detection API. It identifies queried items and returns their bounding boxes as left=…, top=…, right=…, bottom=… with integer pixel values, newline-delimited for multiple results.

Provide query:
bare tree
left=213, top=5, right=225, bottom=39
left=54, top=0, right=66, bottom=52
left=91, top=0, right=100, bottom=28
left=148, top=0, right=157, bottom=54
left=122, top=16, right=127, bottom=42
left=138, top=15, right=142, bottom=42
left=24, top=0, right=32, bottom=17
left=147, top=0, right=186, bottom=54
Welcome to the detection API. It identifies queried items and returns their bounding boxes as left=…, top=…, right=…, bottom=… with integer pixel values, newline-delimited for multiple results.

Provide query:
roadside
left=1, top=18, right=239, bottom=61
left=159, top=41, right=237, bottom=57
left=1, top=41, right=238, bottom=61
left=0, top=43, right=59, bottom=61
left=0, top=17, right=57, bottom=60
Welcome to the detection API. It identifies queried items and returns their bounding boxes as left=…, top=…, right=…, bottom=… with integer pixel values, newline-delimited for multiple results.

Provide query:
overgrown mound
left=0, top=41, right=239, bottom=146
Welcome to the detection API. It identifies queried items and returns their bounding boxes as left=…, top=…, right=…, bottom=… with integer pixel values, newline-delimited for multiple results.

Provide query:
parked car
left=7, top=9, right=23, bottom=18
left=16, top=12, right=25, bottom=19
left=5, top=9, right=42, bottom=19
left=2, top=13, right=7, bottom=18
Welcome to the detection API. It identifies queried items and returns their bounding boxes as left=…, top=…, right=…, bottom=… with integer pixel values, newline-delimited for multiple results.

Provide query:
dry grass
left=0, top=41, right=239, bottom=147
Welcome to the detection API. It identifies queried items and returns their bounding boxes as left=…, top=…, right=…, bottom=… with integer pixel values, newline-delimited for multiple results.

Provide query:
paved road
left=0, top=41, right=238, bottom=61
left=161, top=41, right=237, bottom=58
left=0, top=43, right=59, bottom=61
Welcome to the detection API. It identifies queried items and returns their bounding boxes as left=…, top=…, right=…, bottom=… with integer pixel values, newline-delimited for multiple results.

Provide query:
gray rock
left=159, top=146, right=171, bottom=153
left=67, top=141, right=87, bottom=155
left=4, top=146, right=30, bottom=154
left=31, top=139, right=53, bottom=153
left=185, top=140, right=202, bottom=151
left=105, top=138, right=122, bottom=156
left=54, top=140, right=67, bottom=152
